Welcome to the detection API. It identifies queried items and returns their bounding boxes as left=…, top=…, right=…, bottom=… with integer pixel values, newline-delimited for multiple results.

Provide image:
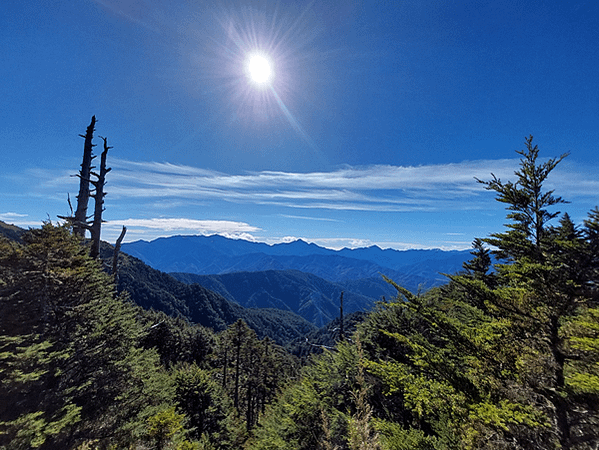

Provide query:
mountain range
left=122, top=235, right=472, bottom=292
left=122, top=234, right=473, bottom=327
left=104, top=244, right=316, bottom=345
left=1, top=222, right=474, bottom=346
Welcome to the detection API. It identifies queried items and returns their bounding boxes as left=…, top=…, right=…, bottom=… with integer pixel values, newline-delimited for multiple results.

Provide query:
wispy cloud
left=105, top=158, right=525, bottom=212
left=117, top=217, right=260, bottom=232
left=0, top=212, right=42, bottom=228
left=279, top=214, right=340, bottom=222
left=0, top=212, right=28, bottom=220
left=26, top=157, right=596, bottom=214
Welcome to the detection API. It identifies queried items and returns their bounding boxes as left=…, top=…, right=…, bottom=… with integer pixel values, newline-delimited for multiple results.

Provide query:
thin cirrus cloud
left=17, top=157, right=597, bottom=216
left=6, top=157, right=597, bottom=247
left=118, top=218, right=261, bottom=232
left=104, top=158, right=530, bottom=212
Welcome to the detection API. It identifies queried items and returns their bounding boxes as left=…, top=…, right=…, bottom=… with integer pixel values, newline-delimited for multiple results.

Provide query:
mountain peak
left=121, top=234, right=471, bottom=290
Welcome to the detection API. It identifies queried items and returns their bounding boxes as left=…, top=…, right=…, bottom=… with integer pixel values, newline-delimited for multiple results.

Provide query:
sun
left=194, top=3, right=322, bottom=151
left=246, top=54, right=273, bottom=85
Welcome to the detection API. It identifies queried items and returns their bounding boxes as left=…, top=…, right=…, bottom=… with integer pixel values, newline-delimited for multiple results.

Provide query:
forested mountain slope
left=0, top=223, right=305, bottom=448
left=171, top=269, right=379, bottom=327
left=101, top=244, right=316, bottom=345
left=0, top=222, right=315, bottom=346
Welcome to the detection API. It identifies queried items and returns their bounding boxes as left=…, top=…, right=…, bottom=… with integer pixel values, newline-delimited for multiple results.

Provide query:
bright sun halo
left=247, top=54, right=273, bottom=85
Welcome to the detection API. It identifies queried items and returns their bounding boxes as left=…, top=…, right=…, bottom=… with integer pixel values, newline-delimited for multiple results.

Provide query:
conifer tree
left=0, top=224, right=175, bottom=449
left=174, top=363, right=232, bottom=443
left=477, top=137, right=598, bottom=449
left=361, top=136, right=598, bottom=449
left=476, top=135, right=568, bottom=261
left=217, top=320, right=295, bottom=434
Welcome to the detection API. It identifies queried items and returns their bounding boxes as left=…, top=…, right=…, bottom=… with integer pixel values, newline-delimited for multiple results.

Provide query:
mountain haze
left=122, top=235, right=472, bottom=292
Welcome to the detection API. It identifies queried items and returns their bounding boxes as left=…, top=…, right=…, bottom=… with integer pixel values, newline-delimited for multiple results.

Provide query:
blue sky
left=1, top=0, right=598, bottom=250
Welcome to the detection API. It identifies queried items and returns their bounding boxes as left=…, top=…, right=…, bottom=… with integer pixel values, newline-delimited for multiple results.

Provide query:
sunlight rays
left=191, top=2, right=324, bottom=157
left=269, top=85, right=319, bottom=153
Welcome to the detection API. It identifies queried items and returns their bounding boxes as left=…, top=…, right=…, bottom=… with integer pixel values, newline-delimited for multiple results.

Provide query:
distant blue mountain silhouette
left=122, top=235, right=472, bottom=293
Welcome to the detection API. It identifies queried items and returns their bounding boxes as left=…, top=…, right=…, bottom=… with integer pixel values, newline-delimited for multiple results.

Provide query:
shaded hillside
left=0, top=220, right=26, bottom=243
left=171, top=270, right=378, bottom=328
left=101, top=244, right=317, bottom=346
left=122, top=235, right=469, bottom=291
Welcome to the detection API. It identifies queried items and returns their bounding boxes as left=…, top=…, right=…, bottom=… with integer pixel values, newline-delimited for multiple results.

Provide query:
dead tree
left=89, top=137, right=112, bottom=258
left=112, top=226, right=127, bottom=281
left=73, top=116, right=96, bottom=237
left=60, top=116, right=126, bottom=262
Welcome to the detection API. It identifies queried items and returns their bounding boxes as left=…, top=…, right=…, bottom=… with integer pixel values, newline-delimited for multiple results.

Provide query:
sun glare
left=247, top=54, right=273, bottom=85
left=193, top=3, right=322, bottom=152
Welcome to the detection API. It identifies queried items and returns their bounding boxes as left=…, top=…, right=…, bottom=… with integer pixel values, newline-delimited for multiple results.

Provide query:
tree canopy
left=2, top=135, right=598, bottom=450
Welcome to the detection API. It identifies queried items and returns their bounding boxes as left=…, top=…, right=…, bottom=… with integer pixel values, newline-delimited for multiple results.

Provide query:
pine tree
left=0, top=224, right=175, bottom=448
left=361, top=137, right=598, bottom=449
left=476, top=135, right=569, bottom=261
left=477, top=137, right=598, bottom=449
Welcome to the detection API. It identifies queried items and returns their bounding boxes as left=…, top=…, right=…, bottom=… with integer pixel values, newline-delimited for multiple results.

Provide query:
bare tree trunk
left=89, top=137, right=111, bottom=258
left=112, top=226, right=127, bottom=281
left=234, top=334, right=241, bottom=409
left=222, top=344, right=228, bottom=389
left=74, top=116, right=96, bottom=237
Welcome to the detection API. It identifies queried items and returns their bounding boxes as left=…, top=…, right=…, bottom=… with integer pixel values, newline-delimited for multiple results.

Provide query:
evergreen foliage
left=216, top=320, right=299, bottom=432
left=246, top=341, right=364, bottom=450
left=140, top=310, right=216, bottom=368
left=358, top=137, right=599, bottom=449
left=247, top=137, right=598, bottom=450
left=173, top=363, right=232, bottom=442
left=2, top=133, right=598, bottom=450
left=0, top=224, right=174, bottom=448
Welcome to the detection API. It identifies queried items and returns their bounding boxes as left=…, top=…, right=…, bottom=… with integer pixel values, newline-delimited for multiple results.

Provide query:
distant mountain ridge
left=0, top=221, right=316, bottom=346
left=122, top=235, right=472, bottom=292
left=0, top=220, right=26, bottom=243
left=108, top=247, right=316, bottom=345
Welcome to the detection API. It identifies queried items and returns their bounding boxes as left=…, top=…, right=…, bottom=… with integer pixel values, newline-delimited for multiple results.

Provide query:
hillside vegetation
left=105, top=245, right=316, bottom=346
left=1, top=137, right=598, bottom=449
left=171, top=270, right=378, bottom=328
